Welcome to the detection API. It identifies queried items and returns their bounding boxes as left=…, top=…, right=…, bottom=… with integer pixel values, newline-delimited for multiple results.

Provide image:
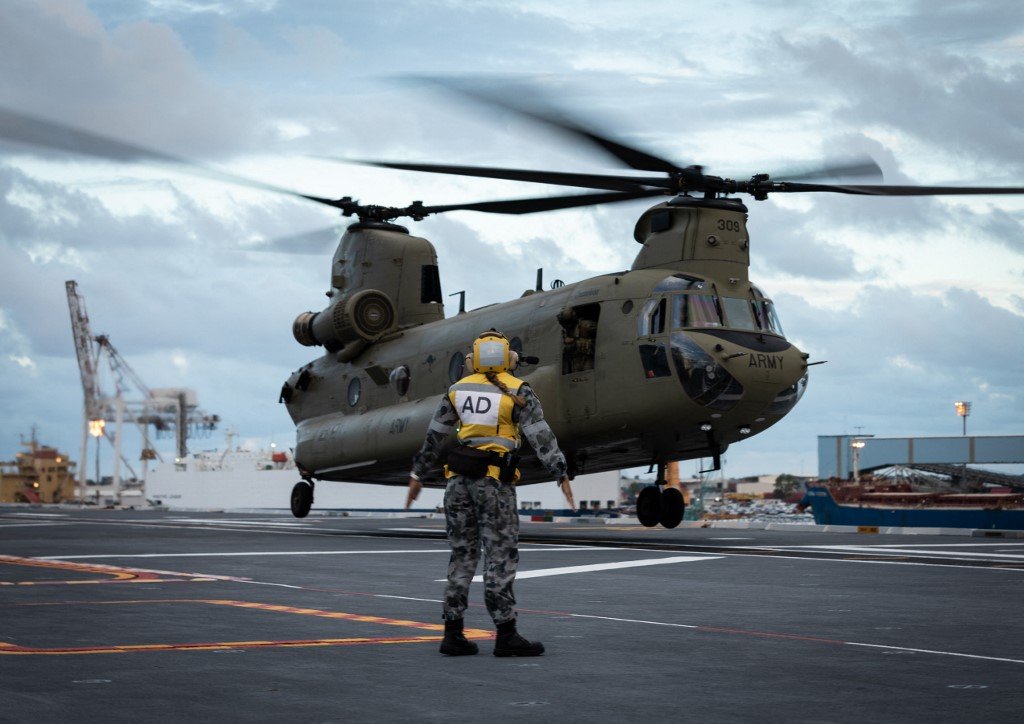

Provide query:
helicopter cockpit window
left=761, top=300, right=785, bottom=336
left=389, top=365, right=410, bottom=397
left=653, top=274, right=705, bottom=293
left=638, top=298, right=667, bottom=336
left=672, top=294, right=723, bottom=329
left=448, top=352, right=465, bottom=383
left=720, top=296, right=758, bottom=331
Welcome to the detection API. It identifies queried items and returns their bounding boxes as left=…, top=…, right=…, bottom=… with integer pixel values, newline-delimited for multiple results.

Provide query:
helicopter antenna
left=449, top=290, right=466, bottom=315
left=535, top=269, right=543, bottom=292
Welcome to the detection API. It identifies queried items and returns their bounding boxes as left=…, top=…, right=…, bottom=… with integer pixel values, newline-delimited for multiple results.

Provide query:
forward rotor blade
left=352, top=158, right=673, bottom=192
left=423, top=188, right=668, bottom=215
left=0, top=107, right=345, bottom=210
left=420, top=77, right=684, bottom=173
left=773, top=157, right=883, bottom=182
left=767, top=181, right=1024, bottom=196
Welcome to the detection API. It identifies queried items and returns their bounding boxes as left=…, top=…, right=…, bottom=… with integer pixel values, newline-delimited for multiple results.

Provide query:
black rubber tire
left=636, top=486, right=661, bottom=528
left=290, top=481, right=313, bottom=518
left=660, top=487, right=685, bottom=529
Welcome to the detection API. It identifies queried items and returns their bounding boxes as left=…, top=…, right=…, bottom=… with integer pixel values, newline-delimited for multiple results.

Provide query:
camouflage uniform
left=412, top=383, right=567, bottom=624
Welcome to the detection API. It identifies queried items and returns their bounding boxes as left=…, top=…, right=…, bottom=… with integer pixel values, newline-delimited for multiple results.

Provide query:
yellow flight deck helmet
left=468, top=330, right=519, bottom=373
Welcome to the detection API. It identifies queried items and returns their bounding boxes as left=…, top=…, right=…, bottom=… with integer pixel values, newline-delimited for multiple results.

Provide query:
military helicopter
left=2, top=90, right=1023, bottom=528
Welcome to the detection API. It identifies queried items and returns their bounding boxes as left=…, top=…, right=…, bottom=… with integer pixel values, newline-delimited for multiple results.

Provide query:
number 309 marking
left=716, top=219, right=742, bottom=232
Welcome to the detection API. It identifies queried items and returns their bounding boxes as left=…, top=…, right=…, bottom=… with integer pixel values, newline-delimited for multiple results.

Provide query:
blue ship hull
left=800, top=486, right=1024, bottom=530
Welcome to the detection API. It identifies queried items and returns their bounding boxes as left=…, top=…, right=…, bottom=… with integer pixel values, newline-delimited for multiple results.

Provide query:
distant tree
left=773, top=473, right=801, bottom=497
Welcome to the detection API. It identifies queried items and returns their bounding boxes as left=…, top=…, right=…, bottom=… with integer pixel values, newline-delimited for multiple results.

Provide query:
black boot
left=439, top=618, right=479, bottom=656
left=493, top=619, right=545, bottom=657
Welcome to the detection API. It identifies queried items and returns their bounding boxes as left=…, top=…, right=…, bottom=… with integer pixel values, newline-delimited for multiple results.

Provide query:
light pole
left=88, top=418, right=105, bottom=503
left=954, top=401, right=971, bottom=437
left=851, top=439, right=866, bottom=482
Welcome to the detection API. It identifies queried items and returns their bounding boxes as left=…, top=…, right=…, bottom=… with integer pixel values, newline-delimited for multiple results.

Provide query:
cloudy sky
left=1, top=0, right=1022, bottom=481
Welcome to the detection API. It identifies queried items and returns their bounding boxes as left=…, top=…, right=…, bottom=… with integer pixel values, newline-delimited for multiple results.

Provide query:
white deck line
left=455, top=555, right=721, bottom=582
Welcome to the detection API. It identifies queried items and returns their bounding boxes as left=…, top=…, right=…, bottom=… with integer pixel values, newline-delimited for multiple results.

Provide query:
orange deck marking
left=0, top=598, right=492, bottom=656
left=0, top=555, right=222, bottom=586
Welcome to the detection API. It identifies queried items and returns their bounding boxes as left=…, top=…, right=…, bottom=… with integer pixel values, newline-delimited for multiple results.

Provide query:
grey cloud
left=779, top=34, right=1024, bottom=171
left=0, top=1, right=265, bottom=159
left=979, top=208, right=1024, bottom=254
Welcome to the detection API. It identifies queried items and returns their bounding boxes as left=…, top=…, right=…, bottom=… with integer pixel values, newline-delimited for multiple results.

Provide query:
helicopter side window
left=637, top=297, right=667, bottom=337
left=448, top=352, right=465, bottom=383
left=672, top=294, right=723, bottom=329
left=389, top=365, right=410, bottom=397
left=347, top=377, right=361, bottom=407
left=720, top=297, right=758, bottom=331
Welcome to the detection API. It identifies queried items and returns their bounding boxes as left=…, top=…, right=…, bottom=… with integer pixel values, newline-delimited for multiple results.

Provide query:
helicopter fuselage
left=282, top=196, right=809, bottom=487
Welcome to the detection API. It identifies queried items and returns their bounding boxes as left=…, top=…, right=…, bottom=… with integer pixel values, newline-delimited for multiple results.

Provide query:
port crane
left=65, top=280, right=219, bottom=503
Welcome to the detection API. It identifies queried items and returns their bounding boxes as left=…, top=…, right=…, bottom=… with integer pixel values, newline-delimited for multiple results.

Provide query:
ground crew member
left=406, top=330, right=576, bottom=657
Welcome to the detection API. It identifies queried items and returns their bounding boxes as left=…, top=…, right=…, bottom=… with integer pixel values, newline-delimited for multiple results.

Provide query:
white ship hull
left=146, top=449, right=444, bottom=512
left=145, top=448, right=621, bottom=513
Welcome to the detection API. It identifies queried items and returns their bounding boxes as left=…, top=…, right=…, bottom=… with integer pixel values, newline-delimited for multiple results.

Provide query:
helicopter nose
left=670, top=330, right=808, bottom=424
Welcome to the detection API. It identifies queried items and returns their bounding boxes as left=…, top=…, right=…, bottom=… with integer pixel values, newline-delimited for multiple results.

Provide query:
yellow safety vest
left=446, top=372, right=524, bottom=480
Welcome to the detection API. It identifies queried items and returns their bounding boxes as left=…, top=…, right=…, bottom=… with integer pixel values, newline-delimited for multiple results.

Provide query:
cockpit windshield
left=645, top=276, right=786, bottom=336
left=720, top=297, right=759, bottom=331
left=672, top=294, right=722, bottom=329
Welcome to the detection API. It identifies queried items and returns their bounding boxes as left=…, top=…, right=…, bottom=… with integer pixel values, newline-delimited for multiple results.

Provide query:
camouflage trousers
left=442, top=474, right=519, bottom=625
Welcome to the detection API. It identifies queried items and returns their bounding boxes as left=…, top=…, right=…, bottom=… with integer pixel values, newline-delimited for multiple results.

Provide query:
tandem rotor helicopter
left=3, top=83, right=1023, bottom=528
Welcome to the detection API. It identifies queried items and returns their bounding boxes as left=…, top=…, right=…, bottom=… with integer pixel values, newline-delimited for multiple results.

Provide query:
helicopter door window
left=673, top=294, right=723, bottom=329
left=720, top=297, right=758, bottom=331
left=639, top=343, right=671, bottom=379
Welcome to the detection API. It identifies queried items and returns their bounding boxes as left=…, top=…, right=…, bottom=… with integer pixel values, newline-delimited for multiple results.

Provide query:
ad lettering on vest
left=455, top=391, right=501, bottom=426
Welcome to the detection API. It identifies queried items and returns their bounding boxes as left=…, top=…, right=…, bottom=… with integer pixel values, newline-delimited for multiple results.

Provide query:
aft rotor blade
left=423, top=188, right=668, bottom=215
left=353, top=159, right=673, bottom=192
left=243, top=225, right=343, bottom=255
left=421, top=77, right=684, bottom=173
left=0, top=107, right=345, bottom=210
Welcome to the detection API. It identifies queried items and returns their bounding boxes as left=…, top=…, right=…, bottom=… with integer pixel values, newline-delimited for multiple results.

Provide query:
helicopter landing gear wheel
left=291, top=480, right=314, bottom=518
left=660, top=487, right=685, bottom=529
left=636, top=486, right=661, bottom=527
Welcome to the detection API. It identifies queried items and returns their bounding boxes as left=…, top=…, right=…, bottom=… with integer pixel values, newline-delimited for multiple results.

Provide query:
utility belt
left=446, top=445, right=520, bottom=483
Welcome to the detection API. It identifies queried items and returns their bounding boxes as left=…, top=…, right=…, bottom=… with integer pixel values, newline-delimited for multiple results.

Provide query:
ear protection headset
left=464, top=329, right=519, bottom=373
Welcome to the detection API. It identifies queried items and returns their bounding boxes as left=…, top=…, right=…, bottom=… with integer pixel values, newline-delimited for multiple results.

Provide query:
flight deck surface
left=2, top=508, right=1022, bottom=722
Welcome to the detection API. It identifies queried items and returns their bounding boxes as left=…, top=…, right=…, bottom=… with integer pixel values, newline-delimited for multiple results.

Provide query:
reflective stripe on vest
left=448, top=372, right=524, bottom=454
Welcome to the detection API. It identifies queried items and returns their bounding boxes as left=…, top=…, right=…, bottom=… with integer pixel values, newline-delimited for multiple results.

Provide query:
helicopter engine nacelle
left=292, top=288, right=397, bottom=353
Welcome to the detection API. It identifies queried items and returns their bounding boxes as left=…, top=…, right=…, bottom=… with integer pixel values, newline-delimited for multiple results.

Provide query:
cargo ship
left=799, top=484, right=1024, bottom=530
left=0, top=431, right=76, bottom=504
